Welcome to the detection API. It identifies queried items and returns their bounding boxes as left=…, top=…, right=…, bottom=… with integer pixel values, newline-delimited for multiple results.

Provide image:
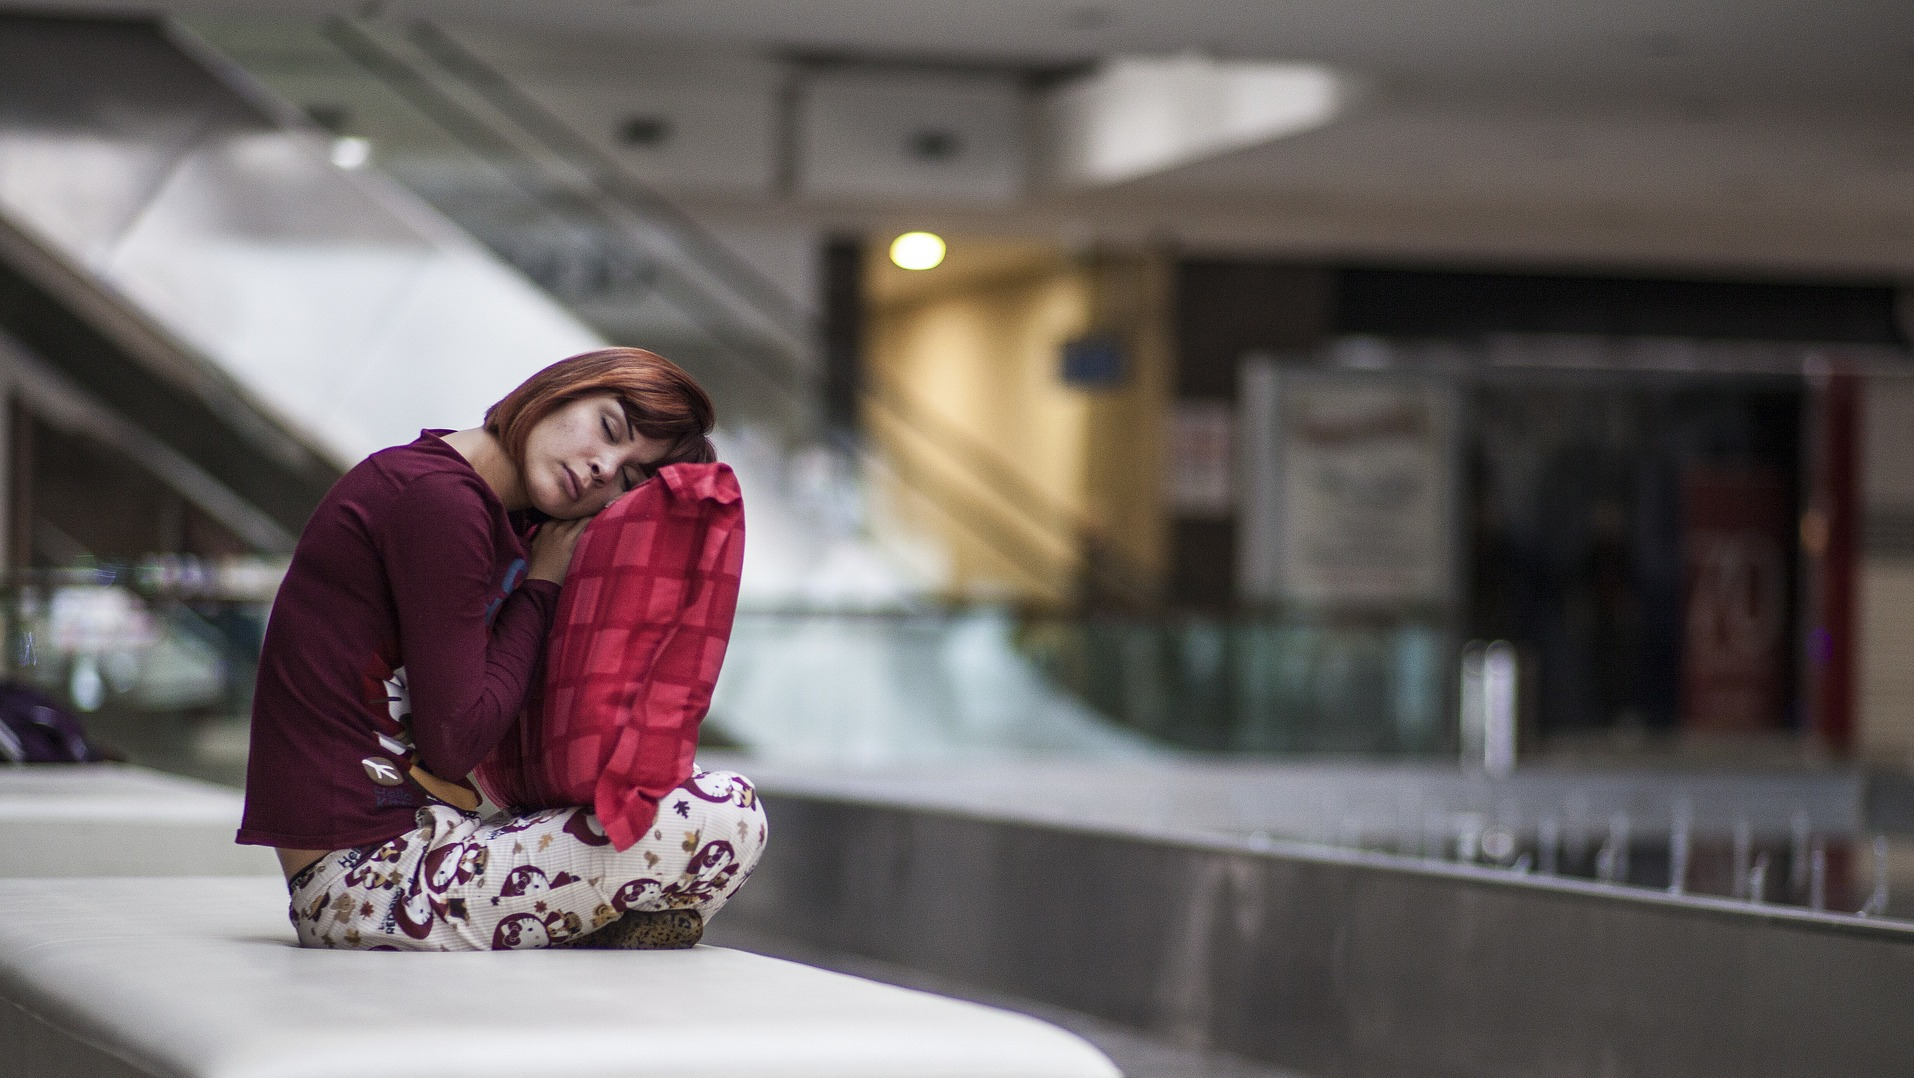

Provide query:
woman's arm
left=377, top=472, right=562, bottom=780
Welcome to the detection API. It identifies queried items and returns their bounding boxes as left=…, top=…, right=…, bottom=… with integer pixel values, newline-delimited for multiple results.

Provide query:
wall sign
left=1680, top=466, right=1790, bottom=731
left=1060, top=334, right=1127, bottom=389
left=1168, top=400, right=1235, bottom=516
left=1238, top=363, right=1457, bottom=608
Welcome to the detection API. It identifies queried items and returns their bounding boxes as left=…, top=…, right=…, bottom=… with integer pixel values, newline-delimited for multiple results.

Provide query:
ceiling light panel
left=1043, top=55, right=1353, bottom=188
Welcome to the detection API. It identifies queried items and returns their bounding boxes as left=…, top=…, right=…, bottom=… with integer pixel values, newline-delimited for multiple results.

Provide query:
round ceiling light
left=889, top=231, right=947, bottom=271
left=329, top=136, right=371, bottom=169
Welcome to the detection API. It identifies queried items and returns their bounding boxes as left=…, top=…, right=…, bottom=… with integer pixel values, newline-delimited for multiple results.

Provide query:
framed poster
left=1679, top=465, right=1790, bottom=731
left=1239, top=361, right=1458, bottom=609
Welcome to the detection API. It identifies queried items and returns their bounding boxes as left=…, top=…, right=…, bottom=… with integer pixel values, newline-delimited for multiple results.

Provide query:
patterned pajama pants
left=289, top=768, right=767, bottom=951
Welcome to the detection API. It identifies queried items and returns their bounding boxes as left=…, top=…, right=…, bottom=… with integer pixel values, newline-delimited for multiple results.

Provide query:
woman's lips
left=561, top=466, right=581, bottom=502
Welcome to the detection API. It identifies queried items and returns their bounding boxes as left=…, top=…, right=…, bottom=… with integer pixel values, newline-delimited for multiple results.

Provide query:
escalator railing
left=401, top=21, right=815, bottom=354
left=0, top=213, right=328, bottom=551
left=0, top=12, right=604, bottom=475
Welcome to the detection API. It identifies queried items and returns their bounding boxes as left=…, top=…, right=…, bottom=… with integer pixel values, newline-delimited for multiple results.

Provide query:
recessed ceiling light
left=890, top=232, right=947, bottom=271
left=619, top=115, right=672, bottom=148
left=330, top=136, right=371, bottom=169
left=906, top=129, right=962, bottom=162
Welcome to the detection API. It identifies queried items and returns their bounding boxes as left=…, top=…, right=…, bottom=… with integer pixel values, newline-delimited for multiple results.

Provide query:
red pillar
left=1806, top=365, right=1861, bottom=751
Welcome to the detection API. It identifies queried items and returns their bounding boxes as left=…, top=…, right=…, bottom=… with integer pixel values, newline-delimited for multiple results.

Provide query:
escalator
left=0, top=15, right=341, bottom=548
left=0, top=12, right=602, bottom=477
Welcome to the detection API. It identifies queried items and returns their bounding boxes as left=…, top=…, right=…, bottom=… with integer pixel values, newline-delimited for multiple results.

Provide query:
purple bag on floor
left=0, top=682, right=105, bottom=763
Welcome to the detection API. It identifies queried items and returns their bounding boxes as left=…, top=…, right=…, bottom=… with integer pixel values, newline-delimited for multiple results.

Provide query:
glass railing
left=1, top=559, right=281, bottom=785
left=0, top=559, right=1453, bottom=779
left=709, top=606, right=1449, bottom=762
left=1018, top=609, right=1448, bottom=753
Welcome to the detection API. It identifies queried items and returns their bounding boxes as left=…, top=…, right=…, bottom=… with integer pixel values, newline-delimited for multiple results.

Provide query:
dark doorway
left=1463, top=374, right=1805, bottom=741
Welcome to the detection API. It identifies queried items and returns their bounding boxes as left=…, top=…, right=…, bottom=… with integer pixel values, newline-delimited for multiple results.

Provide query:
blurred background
left=1, top=4, right=1913, bottom=1069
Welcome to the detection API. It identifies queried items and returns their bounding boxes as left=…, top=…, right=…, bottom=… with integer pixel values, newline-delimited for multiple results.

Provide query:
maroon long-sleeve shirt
left=238, top=431, right=558, bottom=850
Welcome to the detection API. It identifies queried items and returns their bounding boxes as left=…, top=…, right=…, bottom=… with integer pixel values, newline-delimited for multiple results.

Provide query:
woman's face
left=520, top=393, right=672, bottom=519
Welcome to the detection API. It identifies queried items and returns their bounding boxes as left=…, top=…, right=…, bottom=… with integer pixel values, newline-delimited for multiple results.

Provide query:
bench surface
left=0, top=875, right=1118, bottom=1078
left=0, top=764, right=276, bottom=877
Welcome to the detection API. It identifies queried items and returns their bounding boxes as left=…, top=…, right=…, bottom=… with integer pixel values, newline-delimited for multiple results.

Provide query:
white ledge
left=0, top=875, right=1118, bottom=1078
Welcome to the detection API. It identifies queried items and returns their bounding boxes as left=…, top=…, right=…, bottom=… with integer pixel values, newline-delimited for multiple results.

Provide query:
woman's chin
left=528, top=491, right=583, bottom=520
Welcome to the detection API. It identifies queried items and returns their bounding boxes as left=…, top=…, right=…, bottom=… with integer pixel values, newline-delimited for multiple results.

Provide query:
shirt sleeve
left=374, top=471, right=560, bottom=779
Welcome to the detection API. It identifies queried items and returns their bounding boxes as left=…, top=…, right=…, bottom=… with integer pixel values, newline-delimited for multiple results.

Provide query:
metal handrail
left=405, top=20, right=817, bottom=344
left=318, top=19, right=808, bottom=400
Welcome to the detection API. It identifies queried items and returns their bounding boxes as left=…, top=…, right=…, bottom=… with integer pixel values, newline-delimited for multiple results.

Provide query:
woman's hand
left=527, top=515, right=593, bottom=585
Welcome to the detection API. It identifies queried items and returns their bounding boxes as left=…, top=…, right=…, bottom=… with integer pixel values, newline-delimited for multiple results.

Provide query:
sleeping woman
left=236, top=347, right=767, bottom=951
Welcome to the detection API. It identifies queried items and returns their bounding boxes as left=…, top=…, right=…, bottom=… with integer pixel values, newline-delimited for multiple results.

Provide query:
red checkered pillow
left=475, top=462, right=744, bottom=850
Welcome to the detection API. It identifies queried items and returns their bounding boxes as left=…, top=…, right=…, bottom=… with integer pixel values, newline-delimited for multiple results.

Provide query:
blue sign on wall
left=1060, top=334, right=1127, bottom=389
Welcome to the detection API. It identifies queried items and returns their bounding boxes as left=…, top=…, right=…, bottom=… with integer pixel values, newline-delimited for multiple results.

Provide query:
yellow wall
left=864, top=240, right=1170, bottom=605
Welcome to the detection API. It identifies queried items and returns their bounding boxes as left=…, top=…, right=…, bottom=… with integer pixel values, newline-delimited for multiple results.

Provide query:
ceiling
left=19, top=0, right=1902, bottom=104
left=13, top=0, right=1914, bottom=275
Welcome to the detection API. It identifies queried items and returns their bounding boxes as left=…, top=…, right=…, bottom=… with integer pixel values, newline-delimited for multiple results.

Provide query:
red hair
left=485, top=348, right=716, bottom=472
